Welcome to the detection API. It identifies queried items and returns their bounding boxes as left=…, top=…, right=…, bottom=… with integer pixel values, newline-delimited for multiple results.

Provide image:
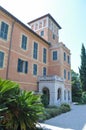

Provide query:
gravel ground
left=43, top=104, right=86, bottom=130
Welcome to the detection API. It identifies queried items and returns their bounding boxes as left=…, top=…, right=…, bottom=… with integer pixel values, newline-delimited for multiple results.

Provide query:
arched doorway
left=42, top=87, right=50, bottom=105
left=57, top=88, right=61, bottom=100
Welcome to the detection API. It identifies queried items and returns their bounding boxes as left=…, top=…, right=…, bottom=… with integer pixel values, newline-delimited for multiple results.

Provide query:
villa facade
left=0, top=6, right=71, bottom=105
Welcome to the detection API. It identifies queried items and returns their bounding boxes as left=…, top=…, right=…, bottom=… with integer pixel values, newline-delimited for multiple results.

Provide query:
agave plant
left=0, top=78, right=44, bottom=130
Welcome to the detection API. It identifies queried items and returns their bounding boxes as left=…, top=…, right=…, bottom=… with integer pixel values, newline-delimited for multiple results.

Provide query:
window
left=43, top=19, right=46, bottom=27
left=43, top=48, right=47, bottom=63
left=17, top=59, right=28, bottom=73
left=0, top=21, right=9, bottom=40
left=67, top=55, right=70, bottom=64
left=31, top=24, right=34, bottom=30
left=40, top=31, right=44, bottom=36
left=53, top=51, right=57, bottom=60
left=68, top=91, right=70, bottom=100
left=0, top=51, right=4, bottom=68
left=68, top=71, right=70, bottom=80
left=33, top=64, right=37, bottom=75
left=52, top=34, right=55, bottom=39
left=57, top=88, right=61, bottom=100
left=39, top=22, right=42, bottom=28
left=64, top=52, right=66, bottom=61
left=35, top=23, right=38, bottom=30
left=64, top=90, right=66, bottom=100
left=33, top=42, right=38, bottom=59
left=64, top=69, right=66, bottom=79
left=43, top=67, right=46, bottom=76
left=21, top=35, right=27, bottom=50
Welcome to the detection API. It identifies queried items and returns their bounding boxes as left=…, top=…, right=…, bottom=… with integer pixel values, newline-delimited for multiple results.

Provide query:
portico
left=38, top=75, right=71, bottom=106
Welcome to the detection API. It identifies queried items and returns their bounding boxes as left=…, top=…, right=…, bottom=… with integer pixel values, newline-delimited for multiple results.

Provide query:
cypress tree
left=79, top=44, right=86, bottom=91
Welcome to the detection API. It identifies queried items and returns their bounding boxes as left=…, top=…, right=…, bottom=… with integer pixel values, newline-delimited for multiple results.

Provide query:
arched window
left=57, top=88, right=61, bottom=100
left=42, top=87, right=50, bottom=104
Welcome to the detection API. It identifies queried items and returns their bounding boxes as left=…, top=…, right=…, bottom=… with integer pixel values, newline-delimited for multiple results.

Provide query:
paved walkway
left=39, top=105, right=86, bottom=130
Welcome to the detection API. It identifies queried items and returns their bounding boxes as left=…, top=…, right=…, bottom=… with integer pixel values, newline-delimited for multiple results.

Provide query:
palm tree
left=0, top=78, right=44, bottom=130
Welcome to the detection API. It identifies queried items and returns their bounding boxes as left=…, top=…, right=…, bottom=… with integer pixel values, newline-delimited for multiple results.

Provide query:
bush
left=0, top=78, right=44, bottom=130
left=41, top=94, right=49, bottom=107
left=81, top=91, right=86, bottom=104
left=39, top=103, right=71, bottom=121
left=60, top=103, right=71, bottom=113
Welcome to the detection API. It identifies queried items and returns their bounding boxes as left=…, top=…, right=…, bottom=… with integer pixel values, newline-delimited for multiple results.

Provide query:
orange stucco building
left=0, top=6, right=71, bottom=105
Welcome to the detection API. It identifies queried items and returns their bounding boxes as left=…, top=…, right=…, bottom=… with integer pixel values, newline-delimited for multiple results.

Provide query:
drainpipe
left=6, top=20, right=15, bottom=79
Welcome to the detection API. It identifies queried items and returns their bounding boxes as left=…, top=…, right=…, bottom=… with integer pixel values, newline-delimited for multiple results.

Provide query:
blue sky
left=1, top=0, right=86, bottom=73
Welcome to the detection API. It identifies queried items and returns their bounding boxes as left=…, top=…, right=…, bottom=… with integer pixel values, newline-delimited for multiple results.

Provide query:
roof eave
left=0, top=6, right=50, bottom=45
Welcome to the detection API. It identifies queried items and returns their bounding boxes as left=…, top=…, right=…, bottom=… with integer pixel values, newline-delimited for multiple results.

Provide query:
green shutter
left=0, top=52, right=4, bottom=68
left=25, top=61, right=28, bottom=73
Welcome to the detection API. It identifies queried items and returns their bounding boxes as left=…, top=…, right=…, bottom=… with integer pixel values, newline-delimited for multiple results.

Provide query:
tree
left=71, top=70, right=82, bottom=102
left=0, top=78, right=44, bottom=130
left=79, top=44, right=86, bottom=91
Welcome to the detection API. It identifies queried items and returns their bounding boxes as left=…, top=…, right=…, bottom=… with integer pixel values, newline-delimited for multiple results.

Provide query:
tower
left=28, top=14, right=61, bottom=45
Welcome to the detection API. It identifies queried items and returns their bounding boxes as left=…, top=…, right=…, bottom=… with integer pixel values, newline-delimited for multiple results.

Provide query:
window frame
left=0, top=51, right=4, bottom=68
left=68, top=71, right=70, bottom=80
left=33, top=42, right=38, bottom=60
left=33, top=64, right=37, bottom=76
left=40, top=30, right=44, bottom=36
left=17, top=58, right=28, bottom=74
left=21, top=34, right=28, bottom=50
left=43, top=48, right=47, bottom=63
left=64, top=52, right=66, bottom=61
left=52, top=51, right=58, bottom=61
left=64, top=69, right=66, bottom=79
left=43, top=67, right=47, bottom=76
left=52, top=33, right=55, bottom=40
left=67, top=55, right=70, bottom=64
left=0, top=21, right=9, bottom=40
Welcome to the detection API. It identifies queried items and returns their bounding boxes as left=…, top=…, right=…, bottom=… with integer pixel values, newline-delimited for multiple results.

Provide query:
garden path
left=39, top=104, right=86, bottom=130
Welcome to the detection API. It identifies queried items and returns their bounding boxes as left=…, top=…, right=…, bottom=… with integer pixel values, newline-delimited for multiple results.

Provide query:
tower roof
left=28, top=13, right=62, bottom=29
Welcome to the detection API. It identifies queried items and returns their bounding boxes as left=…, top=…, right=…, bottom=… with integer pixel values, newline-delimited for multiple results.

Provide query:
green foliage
left=41, top=94, right=49, bottom=107
left=0, top=78, right=44, bottom=130
left=60, top=103, right=71, bottom=113
left=39, top=103, right=71, bottom=121
left=71, top=70, right=82, bottom=102
left=81, top=91, right=86, bottom=104
left=79, top=44, right=86, bottom=91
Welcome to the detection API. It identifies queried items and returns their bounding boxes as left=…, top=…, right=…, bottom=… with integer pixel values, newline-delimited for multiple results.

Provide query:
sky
left=1, top=0, right=86, bottom=73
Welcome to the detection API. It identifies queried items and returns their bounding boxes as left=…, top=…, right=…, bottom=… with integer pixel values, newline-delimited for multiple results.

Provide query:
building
left=0, top=6, right=71, bottom=105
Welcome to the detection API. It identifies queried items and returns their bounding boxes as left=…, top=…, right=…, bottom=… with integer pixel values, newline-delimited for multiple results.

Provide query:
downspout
left=6, top=20, right=15, bottom=79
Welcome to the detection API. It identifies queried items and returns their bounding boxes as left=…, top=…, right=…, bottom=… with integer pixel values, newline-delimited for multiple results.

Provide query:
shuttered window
left=33, top=64, right=37, bottom=75
left=17, top=59, right=28, bottom=73
left=0, top=51, right=4, bottom=68
left=0, top=21, right=9, bottom=40
left=53, top=51, right=57, bottom=60
left=43, top=48, right=47, bottom=63
left=21, top=35, right=27, bottom=50
left=43, top=67, right=46, bottom=76
left=33, top=42, right=38, bottom=59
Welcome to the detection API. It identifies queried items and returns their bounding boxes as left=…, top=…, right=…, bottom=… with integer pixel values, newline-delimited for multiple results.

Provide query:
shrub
left=60, top=103, right=71, bottom=113
left=60, top=103, right=70, bottom=109
left=39, top=103, right=71, bottom=121
left=81, top=91, right=86, bottom=104
left=0, top=78, right=44, bottom=130
left=41, top=94, right=49, bottom=107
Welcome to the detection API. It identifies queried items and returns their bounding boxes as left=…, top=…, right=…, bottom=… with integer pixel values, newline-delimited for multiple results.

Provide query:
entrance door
left=42, top=87, right=50, bottom=105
